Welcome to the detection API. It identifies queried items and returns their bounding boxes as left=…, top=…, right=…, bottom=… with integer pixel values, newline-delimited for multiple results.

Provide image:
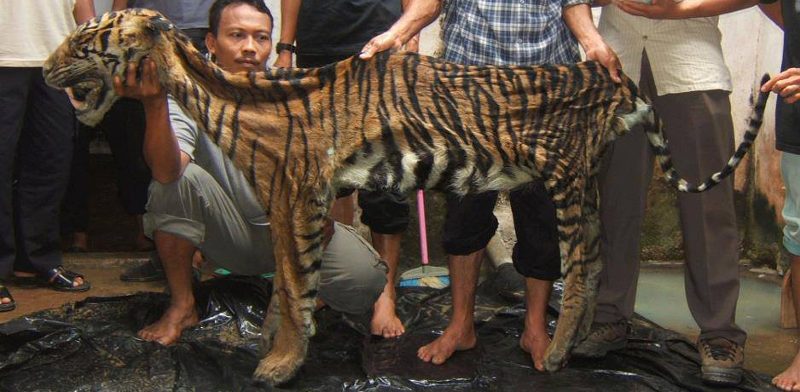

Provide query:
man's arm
left=400, top=0, right=422, bottom=52
left=616, top=0, right=759, bottom=19
left=359, top=0, right=442, bottom=59
left=274, top=0, right=301, bottom=68
left=562, top=3, right=622, bottom=82
left=111, top=0, right=129, bottom=11
left=73, top=0, right=95, bottom=24
left=114, top=60, right=189, bottom=183
left=759, top=1, right=783, bottom=27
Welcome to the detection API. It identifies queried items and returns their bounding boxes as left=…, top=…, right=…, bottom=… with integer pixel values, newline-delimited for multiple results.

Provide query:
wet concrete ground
left=0, top=255, right=793, bottom=378
left=635, top=266, right=795, bottom=376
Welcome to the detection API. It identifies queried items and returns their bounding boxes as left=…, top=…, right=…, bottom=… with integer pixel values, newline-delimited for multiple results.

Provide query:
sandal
left=43, top=266, right=91, bottom=292
left=0, top=285, right=15, bottom=312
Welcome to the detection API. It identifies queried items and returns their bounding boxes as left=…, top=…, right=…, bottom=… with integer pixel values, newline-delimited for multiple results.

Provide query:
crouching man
left=115, top=0, right=387, bottom=345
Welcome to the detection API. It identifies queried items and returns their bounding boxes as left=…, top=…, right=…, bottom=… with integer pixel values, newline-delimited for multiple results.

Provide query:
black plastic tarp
left=0, top=274, right=777, bottom=391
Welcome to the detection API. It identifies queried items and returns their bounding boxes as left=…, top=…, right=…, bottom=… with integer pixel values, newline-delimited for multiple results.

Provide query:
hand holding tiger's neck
left=112, top=58, right=166, bottom=110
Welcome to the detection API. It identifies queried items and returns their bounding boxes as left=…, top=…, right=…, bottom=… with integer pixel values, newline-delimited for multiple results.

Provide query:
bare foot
left=371, top=289, right=405, bottom=338
left=774, top=354, right=800, bottom=391
left=520, top=327, right=551, bottom=371
left=138, top=303, right=199, bottom=345
left=417, top=324, right=476, bottom=365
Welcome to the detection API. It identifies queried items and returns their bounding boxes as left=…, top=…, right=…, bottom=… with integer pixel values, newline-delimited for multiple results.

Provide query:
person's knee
left=146, top=164, right=210, bottom=214
left=319, top=225, right=388, bottom=314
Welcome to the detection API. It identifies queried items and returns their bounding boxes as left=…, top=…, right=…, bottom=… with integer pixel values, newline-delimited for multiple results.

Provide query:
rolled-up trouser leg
left=144, top=163, right=386, bottom=314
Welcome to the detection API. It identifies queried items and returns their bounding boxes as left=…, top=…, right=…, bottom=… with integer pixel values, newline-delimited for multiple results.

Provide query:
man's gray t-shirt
left=168, top=97, right=268, bottom=226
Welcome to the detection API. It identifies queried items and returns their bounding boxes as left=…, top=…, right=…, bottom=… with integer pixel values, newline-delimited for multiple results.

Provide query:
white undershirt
left=0, top=0, right=78, bottom=67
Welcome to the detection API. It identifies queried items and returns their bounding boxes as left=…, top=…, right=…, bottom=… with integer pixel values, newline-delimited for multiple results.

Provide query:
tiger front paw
left=542, top=343, right=569, bottom=373
left=252, top=350, right=305, bottom=385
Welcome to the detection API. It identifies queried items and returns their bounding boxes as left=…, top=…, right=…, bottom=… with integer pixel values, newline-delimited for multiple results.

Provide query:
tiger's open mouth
left=64, top=80, right=101, bottom=112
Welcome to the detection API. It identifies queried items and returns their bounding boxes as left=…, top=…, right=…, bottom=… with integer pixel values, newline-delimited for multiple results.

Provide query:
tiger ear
left=145, top=15, right=174, bottom=36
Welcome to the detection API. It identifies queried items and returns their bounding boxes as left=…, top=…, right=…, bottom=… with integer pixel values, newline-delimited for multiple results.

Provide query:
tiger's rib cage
left=156, top=33, right=640, bottom=205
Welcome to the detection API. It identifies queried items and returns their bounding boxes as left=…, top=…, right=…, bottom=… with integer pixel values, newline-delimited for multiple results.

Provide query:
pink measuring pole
left=417, top=189, right=430, bottom=265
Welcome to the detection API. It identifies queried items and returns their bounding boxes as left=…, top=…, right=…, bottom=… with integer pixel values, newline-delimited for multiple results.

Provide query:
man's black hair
left=208, top=0, right=274, bottom=36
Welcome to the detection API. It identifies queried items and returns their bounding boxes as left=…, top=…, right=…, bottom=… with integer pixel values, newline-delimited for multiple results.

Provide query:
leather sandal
left=0, top=285, right=15, bottom=312
left=43, top=266, right=91, bottom=292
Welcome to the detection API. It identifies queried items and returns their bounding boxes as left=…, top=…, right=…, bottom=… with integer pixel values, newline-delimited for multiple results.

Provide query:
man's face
left=205, top=3, right=272, bottom=73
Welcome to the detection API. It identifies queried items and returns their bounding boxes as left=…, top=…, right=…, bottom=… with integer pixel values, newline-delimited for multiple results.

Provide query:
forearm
left=663, top=0, right=759, bottom=18
left=759, top=1, right=783, bottom=28
left=142, top=98, right=184, bottom=183
left=111, top=0, right=128, bottom=11
left=563, top=4, right=605, bottom=52
left=385, top=0, right=442, bottom=46
left=278, top=0, right=301, bottom=45
left=73, top=0, right=95, bottom=24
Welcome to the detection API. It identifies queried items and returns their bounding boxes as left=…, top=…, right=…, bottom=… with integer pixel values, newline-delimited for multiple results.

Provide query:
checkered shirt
left=440, top=0, right=590, bottom=66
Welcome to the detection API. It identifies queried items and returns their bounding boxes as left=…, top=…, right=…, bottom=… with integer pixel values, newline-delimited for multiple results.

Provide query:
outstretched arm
left=113, top=60, right=189, bottom=183
left=111, top=0, right=128, bottom=11
left=359, top=0, right=442, bottom=59
left=563, top=3, right=622, bottom=82
left=73, top=0, right=95, bottom=24
left=274, top=0, right=301, bottom=68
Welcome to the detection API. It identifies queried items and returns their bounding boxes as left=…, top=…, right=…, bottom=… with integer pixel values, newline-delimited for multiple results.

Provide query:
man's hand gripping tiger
left=43, top=9, right=770, bottom=385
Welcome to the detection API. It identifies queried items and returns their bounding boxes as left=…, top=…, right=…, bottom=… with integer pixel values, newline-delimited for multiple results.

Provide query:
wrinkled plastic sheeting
left=0, top=274, right=778, bottom=391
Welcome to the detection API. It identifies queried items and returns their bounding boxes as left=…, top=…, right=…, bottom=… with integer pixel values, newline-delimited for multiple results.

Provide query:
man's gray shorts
left=143, top=163, right=387, bottom=315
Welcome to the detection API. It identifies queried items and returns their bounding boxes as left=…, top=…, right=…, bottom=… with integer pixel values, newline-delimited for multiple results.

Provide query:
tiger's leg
left=542, top=179, right=594, bottom=372
left=576, top=177, right=603, bottom=343
left=253, top=191, right=326, bottom=384
left=259, top=288, right=281, bottom=354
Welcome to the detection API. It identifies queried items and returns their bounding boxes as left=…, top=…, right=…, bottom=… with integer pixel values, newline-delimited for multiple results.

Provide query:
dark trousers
left=443, top=183, right=561, bottom=281
left=62, top=124, right=92, bottom=233
left=596, top=52, right=746, bottom=345
left=0, top=67, right=74, bottom=277
left=99, top=98, right=151, bottom=215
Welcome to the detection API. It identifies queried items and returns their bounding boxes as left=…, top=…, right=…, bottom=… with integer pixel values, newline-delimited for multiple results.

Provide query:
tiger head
left=44, top=9, right=176, bottom=126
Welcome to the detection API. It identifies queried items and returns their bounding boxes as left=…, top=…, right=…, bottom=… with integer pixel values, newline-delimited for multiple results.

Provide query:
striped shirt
left=598, top=7, right=732, bottom=96
left=440, top=0, right=591, bottom=66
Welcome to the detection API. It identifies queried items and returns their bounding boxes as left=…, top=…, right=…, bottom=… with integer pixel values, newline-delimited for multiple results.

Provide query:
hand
left=762, top=68, right=800, bottom=104
left=404, top=34, right=421, bottom=53
left=583, top=40, right=622, bottom=83
left=273, top=51, right=293, bottom=68
left=359, top=30, right=403, bottom=60
left=615, top=0, right=684, bottom=19
left=113, top=58, right=165, bottom=106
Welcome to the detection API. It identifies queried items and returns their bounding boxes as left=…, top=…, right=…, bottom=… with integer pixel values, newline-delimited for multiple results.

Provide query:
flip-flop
left=42, top=266, right=91, bottom=292
left=0, top=285, right=16, bottom=312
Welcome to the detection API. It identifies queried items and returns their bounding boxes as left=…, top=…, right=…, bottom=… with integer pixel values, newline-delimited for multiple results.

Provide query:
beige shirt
left=0, top=0, right=78, bottom=67
left=598, top=6, right=732, bottom=96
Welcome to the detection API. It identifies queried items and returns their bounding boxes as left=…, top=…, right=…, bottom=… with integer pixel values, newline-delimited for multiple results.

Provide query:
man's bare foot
left=138, top=303, right=199, bottom=345
left=519, top=327, right=551, bottom=371
left=774, top=353, right=800, bottom=391
left=418, top=324, right=476, bottom=364
left=370, top=289, right=405, bottom=338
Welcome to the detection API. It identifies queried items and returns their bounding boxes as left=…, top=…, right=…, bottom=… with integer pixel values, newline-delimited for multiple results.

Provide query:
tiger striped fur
left=42, top=9, right=770, bottom=385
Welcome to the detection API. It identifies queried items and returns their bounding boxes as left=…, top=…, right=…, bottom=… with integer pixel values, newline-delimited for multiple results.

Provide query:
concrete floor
left=635, top=266, right=796, bottom=376
left=0, top=255, right=794, bottom=378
